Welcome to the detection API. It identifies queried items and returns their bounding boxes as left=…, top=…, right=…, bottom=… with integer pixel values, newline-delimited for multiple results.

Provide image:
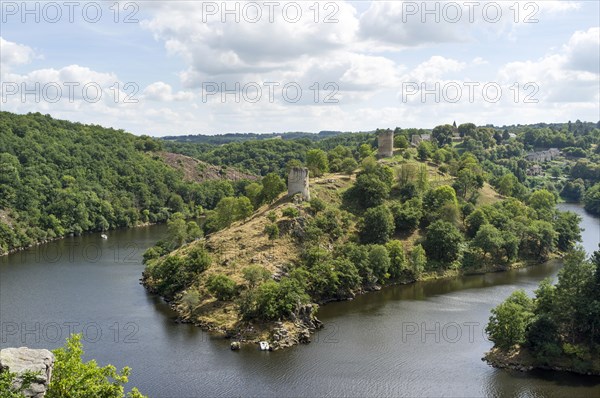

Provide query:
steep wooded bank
left=0, top=112, right=254, bottom=255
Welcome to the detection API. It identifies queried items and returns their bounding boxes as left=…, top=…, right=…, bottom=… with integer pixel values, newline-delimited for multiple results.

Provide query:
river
left=1, top=203, right=598, bottom=397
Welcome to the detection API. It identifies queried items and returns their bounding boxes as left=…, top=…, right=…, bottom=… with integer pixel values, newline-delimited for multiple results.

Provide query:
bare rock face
left=0, top=347, right=55, bottom=397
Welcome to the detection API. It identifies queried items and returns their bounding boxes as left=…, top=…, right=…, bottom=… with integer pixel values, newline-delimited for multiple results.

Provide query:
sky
left=0, top=0, right=599, bottom=136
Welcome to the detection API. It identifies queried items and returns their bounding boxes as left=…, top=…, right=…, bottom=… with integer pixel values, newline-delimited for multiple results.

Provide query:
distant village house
left=525, top=148, right=561, bottom=162
left=411, top=134, right=431, bottom=146
left=527, top=164, right=543, bottom=176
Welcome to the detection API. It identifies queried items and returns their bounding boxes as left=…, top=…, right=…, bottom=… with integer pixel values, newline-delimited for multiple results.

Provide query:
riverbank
left=152, top=255, right=560, bottom=351
left=484, top=347, right=600, bottom=376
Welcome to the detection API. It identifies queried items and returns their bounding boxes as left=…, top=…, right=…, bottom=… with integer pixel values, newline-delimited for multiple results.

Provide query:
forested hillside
left=164, top=133, right=375, bottom=176
left=0, top=112, right=249, bottom=255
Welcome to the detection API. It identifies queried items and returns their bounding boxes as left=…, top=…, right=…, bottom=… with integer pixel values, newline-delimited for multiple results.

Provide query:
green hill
left=0, top=112, right=251, bottom=255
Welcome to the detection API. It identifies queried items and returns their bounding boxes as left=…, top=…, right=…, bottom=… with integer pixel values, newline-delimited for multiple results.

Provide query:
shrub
left=242, top=265, right=272, bottom=288
left=206, top=274, right=237, bottom=301
left=48, top=334, right=145, bottom=398
left=266, top=211, right=277, bottom=222
left=185, top=246, right=212, bottom=274
left=264, top=223, right=279, bottom=240
left=282, top=207, right=300, bottom=218
left=309, top=197, right=326, bottom=213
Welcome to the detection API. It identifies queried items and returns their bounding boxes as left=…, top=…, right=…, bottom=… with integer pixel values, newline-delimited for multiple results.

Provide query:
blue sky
left=1, top=0, right=598, bottom=136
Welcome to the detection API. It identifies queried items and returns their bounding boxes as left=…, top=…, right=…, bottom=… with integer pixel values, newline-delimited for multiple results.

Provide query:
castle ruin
left=288, top=167, right=310, bottom=201
left=377, top=130, right=394, bottom=158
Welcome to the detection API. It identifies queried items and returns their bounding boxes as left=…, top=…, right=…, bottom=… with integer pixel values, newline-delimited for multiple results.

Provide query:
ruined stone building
left=287, top=167, right=310, bottom=201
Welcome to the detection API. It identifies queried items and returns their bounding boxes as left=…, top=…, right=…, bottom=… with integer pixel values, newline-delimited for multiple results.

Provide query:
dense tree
left=410, top=244, right=427, bottom=278
left=560, top=179, right=586, bottom=202
left=464, top=208, right=488, bottom=238
left=554, top=211, right=582, bottom=251
left=358, top=143, right=373, bottom=159
left=205, top=196, right=255, bottom=232
left=472, top=224, right=504, bottom=258
left=360, top=205, right=395, bottom=244
left=341, top=158, right=358, bottom=175
left=206, top=274, right=238, bottom=301
left=486, top=290, right=534, bottom=351
left=423, top=185, right=459, bottom=223
left=386, top=240, right=407, bottom=279
left=457, top=123, right=476, bottom=138
left=352, top=173, right=391, bottom=208
left=245, top=182, right=263, bottom=208
left=423, top=220, right=463, bottom=263
left=527, top=189, right=557, bottom=221
left=584, top=183, right=600, bottom=216
left=521, top=220, right=558, bottom=261
left=453, top=169, right=484, bottom=201
left=389, top=198, right=423, bottom=233
left=260, top=173, right=286, bottom=203
left=496, top=173, right=519, bottom=197
left=432, top=124, right=455, bottom=146
left=369, top=245, right=391, bottom=282
left=417, top=141, right=434, bottom=160
left=306, top=149, right=330, bottom=177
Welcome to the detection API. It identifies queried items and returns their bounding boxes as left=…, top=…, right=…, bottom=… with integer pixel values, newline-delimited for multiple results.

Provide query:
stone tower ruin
left=377, top=130, right=394, bottom=158
left=288, top=167, right=310, bottom=201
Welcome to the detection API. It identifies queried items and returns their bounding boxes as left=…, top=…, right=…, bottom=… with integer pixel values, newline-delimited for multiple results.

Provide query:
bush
left=389, top=198, right=422, bottom=233
left=48, top=334, right=145, bottom=398
left=242, top=265, right=271, bottom=288
left=185, top=246, right=212, bottom=274
left=341, top=158, right=358, bottom=175
left=240, top=278, right=310, bottom=321
left=266, top=211, right=277, bottom=222
left=1, top=369, right=38, bottom=398
left=309, top=197, right=326, bottom=213
left=264, top=223, right=279, bottom=240
left=206, top=274, right=237, bottom=301
left=282, top=207, right=300, bottom=218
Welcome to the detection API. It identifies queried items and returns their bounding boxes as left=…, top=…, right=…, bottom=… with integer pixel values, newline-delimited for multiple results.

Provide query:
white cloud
left=143, top=81, right=194, bottom=102
left=564, top=27, right=600, bottom=73
left=0, top=37, right=37, bottom=71
left=498, top=27, right=600, bottom=104
left=141, top=1, right=360, bottom=80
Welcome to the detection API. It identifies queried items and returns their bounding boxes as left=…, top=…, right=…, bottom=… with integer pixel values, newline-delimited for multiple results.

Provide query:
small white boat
left=101, top=234, right=108, bottom=240
left=259, top=341, right=270, bottom=351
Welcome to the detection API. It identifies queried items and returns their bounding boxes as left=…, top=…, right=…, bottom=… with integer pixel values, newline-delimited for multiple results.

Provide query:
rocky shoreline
left=483, top=347, right=600, bottom=376
left=171, top=302, right=323, bottom=351
left=142, top=260, right=557, bottom=351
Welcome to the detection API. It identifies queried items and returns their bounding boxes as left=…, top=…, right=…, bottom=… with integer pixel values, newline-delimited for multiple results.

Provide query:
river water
left=1, top=203, right=598, bottom=397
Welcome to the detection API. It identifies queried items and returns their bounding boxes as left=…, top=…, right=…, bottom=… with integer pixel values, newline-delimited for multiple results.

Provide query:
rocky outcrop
left=483, top=347, right=600, bottom=376
left=270, top=304, right=324, bottom=350
left=0, top=347, right=55, bottom=397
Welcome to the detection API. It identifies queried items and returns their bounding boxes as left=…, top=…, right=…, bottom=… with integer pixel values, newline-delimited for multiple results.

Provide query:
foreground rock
left=0, top=347, right=55, bottom=397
